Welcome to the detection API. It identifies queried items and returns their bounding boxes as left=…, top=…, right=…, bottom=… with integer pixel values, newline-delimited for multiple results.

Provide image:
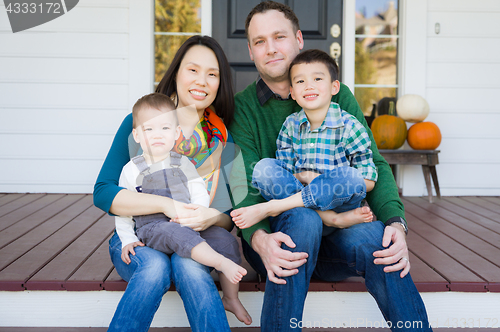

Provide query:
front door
left=212, top=0, right=343, bottom=93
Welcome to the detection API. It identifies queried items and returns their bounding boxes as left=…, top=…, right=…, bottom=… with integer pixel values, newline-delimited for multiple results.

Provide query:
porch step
left=1, top=194, right=500, bottom=329
left=0, top=328, right=499, bottom=331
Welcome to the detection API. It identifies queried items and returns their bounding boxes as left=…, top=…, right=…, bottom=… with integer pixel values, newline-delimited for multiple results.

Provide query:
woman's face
left=175, top=45, right=220, bottom=112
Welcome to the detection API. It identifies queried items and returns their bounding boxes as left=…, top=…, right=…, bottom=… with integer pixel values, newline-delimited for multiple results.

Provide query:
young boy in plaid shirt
left=231, top=49, right=377, bottom=235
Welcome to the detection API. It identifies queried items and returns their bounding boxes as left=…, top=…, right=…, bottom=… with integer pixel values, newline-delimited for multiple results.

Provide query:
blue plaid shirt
left=276, top=102, right=378, bottom=181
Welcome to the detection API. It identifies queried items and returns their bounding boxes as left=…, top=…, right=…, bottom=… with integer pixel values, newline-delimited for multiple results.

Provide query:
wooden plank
left=443, top=197, right=500, bottom=226
left=0, top=193, right=25, bottom=207
left=404, top=220, right=486, bottom=292
left=483, top=196, right=500, bottom=206
left=0, top=194, right=85, bottom=249
left=405, top=207, right=499, bottom=289
left=0, top=196, right=94, bottom=272
left=65, top=231, right=115, bottom=291
left=103, top=268, right=127, bottom=291
left=0, top=193, right=45, bottom=219
left=407, top=251, right=449, bottom=292
left=407, top=197, right=500, bottom=250
left=456, top=197, right=500, bottom=220
left=0, top=194, right=63, bottom=231
left=26, top=214, right=115, bottom=291
left=404, top=198, right=500, bottom=256
left=424, top=197, right=500, bottom=234
left=0, top=205, right=104, bottom=290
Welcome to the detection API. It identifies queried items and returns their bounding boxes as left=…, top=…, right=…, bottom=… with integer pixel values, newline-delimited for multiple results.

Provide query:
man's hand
left=373, top=223, right=410, bottom=278
left=121, top=241, right=145, bottom=264
left=251, top=229, right=308, bottom=284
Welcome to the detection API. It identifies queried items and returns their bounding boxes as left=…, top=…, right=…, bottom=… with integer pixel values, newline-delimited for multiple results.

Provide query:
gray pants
left=132, top=153, right=240, bottom=264
left=137, top=222, right=241, bottom=264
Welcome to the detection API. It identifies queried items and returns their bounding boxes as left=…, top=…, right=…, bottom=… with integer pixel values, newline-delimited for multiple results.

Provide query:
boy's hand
left=121, top=241, right=145, bottom=264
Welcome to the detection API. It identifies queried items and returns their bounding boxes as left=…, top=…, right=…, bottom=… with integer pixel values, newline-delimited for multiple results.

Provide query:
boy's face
left=247, top=10, right=304, bottom=84
left=289, top=62, right=340, bottom=112
left=133, top=107, right=181, bottom=163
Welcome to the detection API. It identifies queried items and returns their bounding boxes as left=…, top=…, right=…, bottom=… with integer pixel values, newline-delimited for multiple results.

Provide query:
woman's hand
left=121, top=241, right=145, bottom=264
left=172, top=204, right=221, bottom=231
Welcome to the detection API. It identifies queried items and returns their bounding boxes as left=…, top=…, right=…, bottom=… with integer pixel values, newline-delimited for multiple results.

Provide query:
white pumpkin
left=396, top=94, right=430, bottom=123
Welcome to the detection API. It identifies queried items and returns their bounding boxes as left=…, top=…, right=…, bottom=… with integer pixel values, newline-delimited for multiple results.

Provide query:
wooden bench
left=379, top=149, right=441, bottom=203
left=1, top=193, right=500, bottom=293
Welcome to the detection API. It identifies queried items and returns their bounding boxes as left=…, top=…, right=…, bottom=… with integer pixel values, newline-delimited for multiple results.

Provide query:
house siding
left=0, top=0, right=153, bottom=193
left=0, top=0, right=499, bottom=196
left=422, top=0, right=500, bottom=196
left=400, top=0, right=499, bottom=196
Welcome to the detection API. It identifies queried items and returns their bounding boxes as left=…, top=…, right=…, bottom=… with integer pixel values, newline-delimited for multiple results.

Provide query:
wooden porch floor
left=0, top=194, right=499, bottom=293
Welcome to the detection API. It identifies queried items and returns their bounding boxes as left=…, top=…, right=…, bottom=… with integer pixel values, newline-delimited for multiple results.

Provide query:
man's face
left=247, top=10, right=304, bottom=84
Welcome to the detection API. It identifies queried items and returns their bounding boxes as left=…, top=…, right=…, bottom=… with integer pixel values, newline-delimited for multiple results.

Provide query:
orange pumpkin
left=371, top=110, right=407, bottom=150
left=407, top=122, right=442, bottom=150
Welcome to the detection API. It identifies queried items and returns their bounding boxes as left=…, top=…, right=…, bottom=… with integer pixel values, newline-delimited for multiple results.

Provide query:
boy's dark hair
left=288, top=49, right=339, bottom=83
left=155, top=35, right=234, bottom=127
left=245, top=1, right=300, bottom=40
left=132, top=93, right=176, bottom=128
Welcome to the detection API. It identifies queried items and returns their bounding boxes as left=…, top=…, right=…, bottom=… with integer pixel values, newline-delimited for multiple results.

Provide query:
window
left=354, top=0, right=399, bottom=116
left=154, top=0, right=202, bottom=87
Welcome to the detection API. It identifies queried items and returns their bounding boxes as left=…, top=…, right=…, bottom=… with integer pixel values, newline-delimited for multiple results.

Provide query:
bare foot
left=216, top=258, right=247, bottom=284
left=322, top=206, right=373, bottom=229
left=231, top=201, right=273, bottom=229
left=222, top=296, right=252, bottom=325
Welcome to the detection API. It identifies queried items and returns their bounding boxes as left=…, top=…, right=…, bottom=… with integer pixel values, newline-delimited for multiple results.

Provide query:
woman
left=94, top=36, right=238, bottom=332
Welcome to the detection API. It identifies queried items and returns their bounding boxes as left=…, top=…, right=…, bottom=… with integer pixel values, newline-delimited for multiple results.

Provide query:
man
left=228, top=1, right=432, bottom=331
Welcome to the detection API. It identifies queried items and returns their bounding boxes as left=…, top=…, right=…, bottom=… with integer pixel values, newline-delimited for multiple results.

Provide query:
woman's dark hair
left=155, top=35, right=234, bottom=127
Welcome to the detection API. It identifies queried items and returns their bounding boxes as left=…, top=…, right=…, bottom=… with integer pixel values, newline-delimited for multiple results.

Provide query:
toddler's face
left=289, top=62, right=339, bottom=112
left=133, top=107, right=180, bottom=163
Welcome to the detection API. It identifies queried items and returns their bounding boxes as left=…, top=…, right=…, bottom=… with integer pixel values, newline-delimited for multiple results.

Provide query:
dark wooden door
left=212, top=0, right=343, bottom=93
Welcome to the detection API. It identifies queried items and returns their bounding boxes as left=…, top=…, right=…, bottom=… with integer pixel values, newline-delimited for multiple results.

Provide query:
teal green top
left=230, top=82, right=405, bottom=245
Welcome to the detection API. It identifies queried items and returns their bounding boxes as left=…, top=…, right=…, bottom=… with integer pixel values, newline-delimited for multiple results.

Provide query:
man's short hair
left=289, top=49, right=339, bottom=83
left=132, top=93, right=176, bottom=128
left=245, top=1, right=300, bottom=40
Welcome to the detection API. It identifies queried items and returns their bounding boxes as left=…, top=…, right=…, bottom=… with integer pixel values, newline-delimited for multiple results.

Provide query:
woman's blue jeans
left=107, top=232, right=230, bottom=332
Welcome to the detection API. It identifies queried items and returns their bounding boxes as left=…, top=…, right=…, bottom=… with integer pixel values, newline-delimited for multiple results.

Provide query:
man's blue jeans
left=107, top=232, right=231, bottom=332
left=243, top=163, right=431, bottom=332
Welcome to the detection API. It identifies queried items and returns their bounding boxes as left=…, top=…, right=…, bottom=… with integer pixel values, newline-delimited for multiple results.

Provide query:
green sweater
left=229, top=82, right=405, bottom=245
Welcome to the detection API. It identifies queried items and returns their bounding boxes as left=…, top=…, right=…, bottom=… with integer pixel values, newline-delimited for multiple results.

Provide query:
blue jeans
left=252, top=158, right=366, bottom=211
left=252, top=158, right=367, bottom=236
left=107, top=232, right=230, bottom=332
left=243, top=160, right=431, bottom=331
left=242, top=207, right=323, bottom=332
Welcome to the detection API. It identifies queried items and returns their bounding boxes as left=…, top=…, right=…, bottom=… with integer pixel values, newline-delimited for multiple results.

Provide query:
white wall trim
left=128, top=0, right=155, bottom=110
left=201, top=0, right=213, bottom=36
left=398, top=0, right=428, bottom=196
left=342, top=0, right=356, bottom=92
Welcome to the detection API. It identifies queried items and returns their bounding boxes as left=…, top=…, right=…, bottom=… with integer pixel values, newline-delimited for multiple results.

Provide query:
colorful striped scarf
left=173, top=107, right=228, bottom=203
